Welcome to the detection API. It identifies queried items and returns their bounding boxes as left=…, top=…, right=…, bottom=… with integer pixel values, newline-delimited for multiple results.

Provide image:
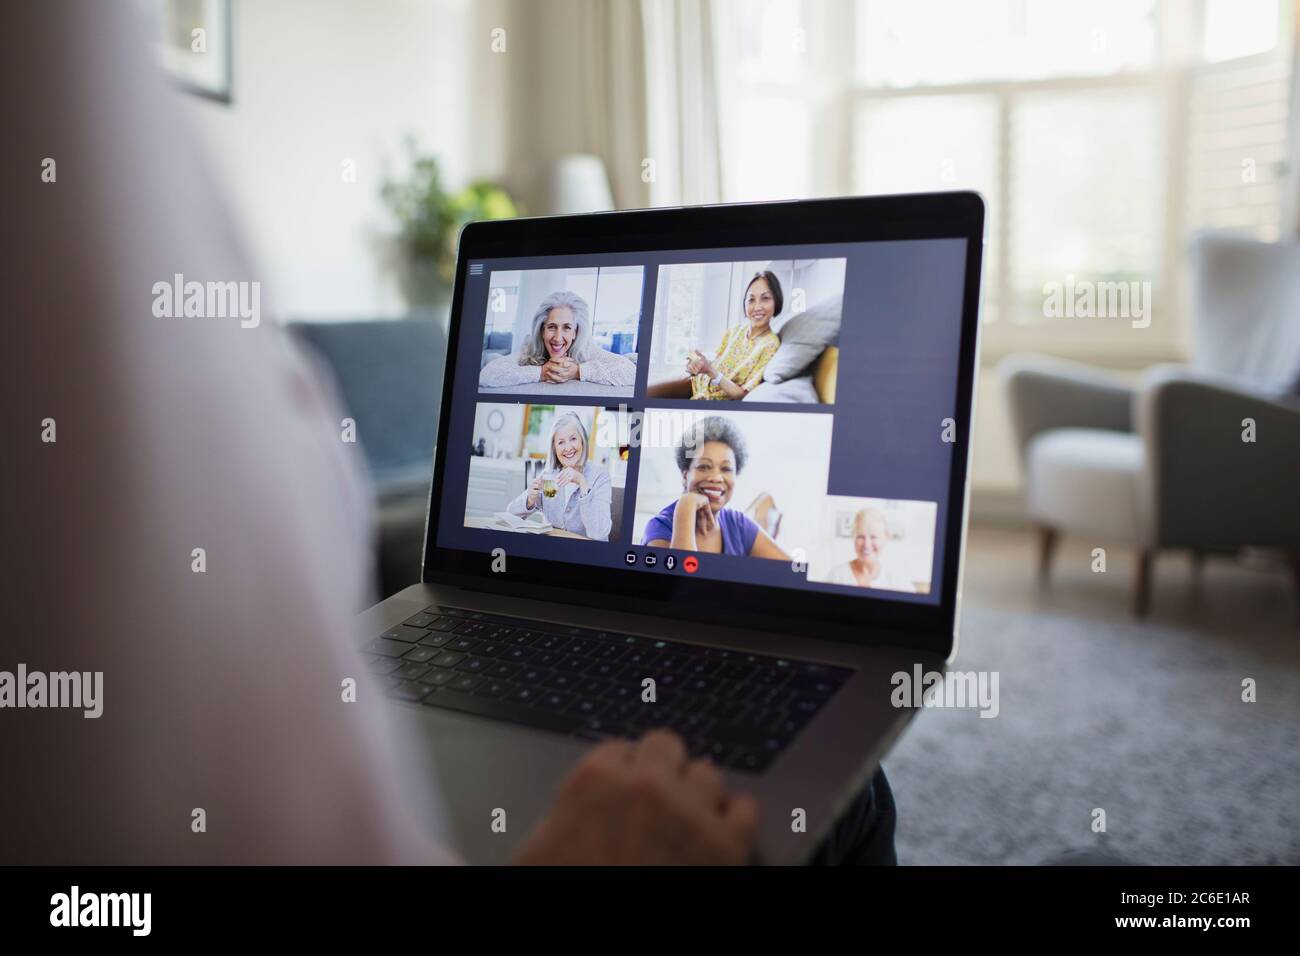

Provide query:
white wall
left=181, top=0, right=492, bottom=320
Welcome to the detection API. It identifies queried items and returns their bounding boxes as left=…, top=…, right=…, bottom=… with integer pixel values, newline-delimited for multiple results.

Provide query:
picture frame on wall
left=152, top=0, right=232, bottom=103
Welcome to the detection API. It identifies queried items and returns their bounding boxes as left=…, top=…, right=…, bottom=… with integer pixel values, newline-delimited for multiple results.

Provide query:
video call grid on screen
left=438, top=239, right=969, bottom=607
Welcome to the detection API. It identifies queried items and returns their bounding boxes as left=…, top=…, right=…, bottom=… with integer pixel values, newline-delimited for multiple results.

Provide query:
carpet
left=886, top=529, right=1300, bottom=865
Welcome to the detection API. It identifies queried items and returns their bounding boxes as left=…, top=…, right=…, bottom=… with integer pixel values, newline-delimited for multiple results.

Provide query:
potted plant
left=381, top=140, right=520, bottom=314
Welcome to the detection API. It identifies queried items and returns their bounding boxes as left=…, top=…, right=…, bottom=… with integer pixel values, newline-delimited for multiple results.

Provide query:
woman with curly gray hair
left=641, top=415, right=789, bottom=559
left=479, top=289, right=636, bottom=388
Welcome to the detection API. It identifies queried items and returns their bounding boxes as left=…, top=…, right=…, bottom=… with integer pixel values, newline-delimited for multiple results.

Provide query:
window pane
left=856, top=0, right=1158, bottom=87
left=726, top=0, right=808, bottom=84
left=854, top=95, right=999, bottom=318
left=726, top=96, right=812, bottom=201
left=1204, top=0, right=1279, bottom=62
left=1008, top=90, right=1162, bottom=324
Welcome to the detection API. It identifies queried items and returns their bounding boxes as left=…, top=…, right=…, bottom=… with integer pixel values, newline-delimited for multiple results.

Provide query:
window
left=713, top=0, right=1294, bottom=362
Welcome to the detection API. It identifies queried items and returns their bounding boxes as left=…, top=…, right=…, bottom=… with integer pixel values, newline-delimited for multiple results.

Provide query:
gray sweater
left=479, top=347, right=636, bottom=388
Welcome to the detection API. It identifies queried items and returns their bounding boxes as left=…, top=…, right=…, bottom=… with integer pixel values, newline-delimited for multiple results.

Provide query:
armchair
left=1001, top=232, right=1300, bottom=614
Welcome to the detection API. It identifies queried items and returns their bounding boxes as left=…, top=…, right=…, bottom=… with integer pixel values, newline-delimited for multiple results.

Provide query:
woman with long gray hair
left=479, top=289, right=636, bottom=389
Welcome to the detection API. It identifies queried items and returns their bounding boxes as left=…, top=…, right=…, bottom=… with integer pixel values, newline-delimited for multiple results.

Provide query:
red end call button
left=683, top=555, right=699, bottom=573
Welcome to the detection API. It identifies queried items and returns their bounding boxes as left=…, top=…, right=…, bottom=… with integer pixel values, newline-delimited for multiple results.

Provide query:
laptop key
left=788, top=672, right=845, bottom=695
left=366, top=657, right=402, bottom=675
left=389, top=680, right=438, bottom=702
left=366, top=638, right=411, bottom=658
left=454, top=656, right=491, bottom=674
left=424, top=669, right=457, bottom=687
left=515, top=666, right=550, bottom=685
left=402, top=612, right=439, bottom=629
left=423, top=689, right=582, bottom=735
left=692, top=739, right=735, bottom=762
left=544, top=671, right=580, bottom=690
left=536, top=691, right=572, bottom=711
left=486, top=662, right=522, bottom=680
left=789, top=695, right=826, bottom=718
left=585, top=661, right=625, bottom=680
left=533, top=634, right=571, bottom=652
left=474, top=680, right=513, bottom=699
left=578, top=678, right=612, bottom=697
left=712, top=699, right=750, bottom=721
left=381, top=625, right=428, bottom=644
left=509, top=685, right=541, bottom=705
left=401, top=645, right=438, bottom=664
left=447, top=637, right=479, bottom=653
left=449, top=674, right=483, bottom=693
left=393, top=661, right=431, bottom=681
left=568, top=698, right=607, bottom=718
left=726, top=747, right=776, bottom=775
left=431, top=651, right=466, bottom=668
left=428, top=617, right=459, bottom=633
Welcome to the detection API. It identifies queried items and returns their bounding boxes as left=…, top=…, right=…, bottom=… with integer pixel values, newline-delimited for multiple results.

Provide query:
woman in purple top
left=641, top=415, right=790, bottom=560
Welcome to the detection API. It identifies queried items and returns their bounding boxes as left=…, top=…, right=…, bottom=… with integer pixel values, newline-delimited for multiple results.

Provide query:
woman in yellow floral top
left=648, top=270, right=784, bottom=401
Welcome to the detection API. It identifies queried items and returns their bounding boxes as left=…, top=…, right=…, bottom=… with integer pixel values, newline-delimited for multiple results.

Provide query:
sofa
left=289, top=317, right=446, bottom=599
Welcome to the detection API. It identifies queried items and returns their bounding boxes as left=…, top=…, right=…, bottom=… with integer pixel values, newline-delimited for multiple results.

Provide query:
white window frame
left=715, top=0, right=1294, bottom=367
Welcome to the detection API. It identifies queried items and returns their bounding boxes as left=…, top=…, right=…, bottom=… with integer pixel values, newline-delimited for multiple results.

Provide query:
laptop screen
left=433, top=234, right=972, bottom=611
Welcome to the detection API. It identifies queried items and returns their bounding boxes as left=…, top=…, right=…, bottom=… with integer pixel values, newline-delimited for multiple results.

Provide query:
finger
left=585, top=737, right=635, bottom=769
left=720, top=791, right=760, bottom=841
left=683, top=758, right=727, bottom=808
left=633, top=729, right=689, bottom=775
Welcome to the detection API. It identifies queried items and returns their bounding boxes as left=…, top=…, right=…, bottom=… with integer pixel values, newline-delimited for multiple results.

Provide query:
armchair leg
left=1036, top=526, right=1059, bottom=584
left=1133, top=549, right=1154, bottom=617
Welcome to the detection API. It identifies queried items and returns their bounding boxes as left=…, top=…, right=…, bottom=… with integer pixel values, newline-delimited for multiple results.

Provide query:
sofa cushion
left=744, top=375, right=819, bottom=403
left=764, top=296, right=842, bottom=383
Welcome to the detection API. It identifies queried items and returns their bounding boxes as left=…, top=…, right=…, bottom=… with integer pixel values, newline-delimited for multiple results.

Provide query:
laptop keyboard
left=363, top=605, right=853, bottom=775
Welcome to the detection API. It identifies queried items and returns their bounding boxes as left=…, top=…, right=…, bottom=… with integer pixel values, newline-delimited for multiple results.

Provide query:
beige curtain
left=493, top=0, right=651, bottom=212
left=491, top=0, right=723, bottom=212
left=1285, top=14, right=1300, bottom=238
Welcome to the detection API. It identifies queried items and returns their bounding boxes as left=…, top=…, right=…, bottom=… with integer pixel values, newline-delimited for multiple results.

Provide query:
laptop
left=358, top=192, right=985, bottom=864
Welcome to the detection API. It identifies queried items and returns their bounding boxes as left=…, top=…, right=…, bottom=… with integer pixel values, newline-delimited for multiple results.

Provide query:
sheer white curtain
left=642, top=0, right=725, bottom=206
left=1286, top=16, right=1300, bottom=237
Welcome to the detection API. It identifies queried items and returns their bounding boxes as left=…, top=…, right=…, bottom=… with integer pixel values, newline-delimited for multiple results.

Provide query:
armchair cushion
left=1025, top=428, right=1143, bottom=541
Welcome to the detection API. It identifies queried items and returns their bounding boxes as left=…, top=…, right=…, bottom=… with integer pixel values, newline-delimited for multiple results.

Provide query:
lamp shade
left=547, top=154, right=615, bottom=215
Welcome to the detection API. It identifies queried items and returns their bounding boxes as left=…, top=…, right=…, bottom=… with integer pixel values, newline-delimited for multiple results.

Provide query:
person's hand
left=685, top=352, right=705, bottom=375
left=556, top=466, right=587, bottom=494
left=514, top=730, right=759, bottom=865
left=697, top=355, right=717, bottom=379
left=525, top=474, right=543, bottom=509
left=676, top=491, right=716, bottom=538
left=543, top=357, right=581, bottom=383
